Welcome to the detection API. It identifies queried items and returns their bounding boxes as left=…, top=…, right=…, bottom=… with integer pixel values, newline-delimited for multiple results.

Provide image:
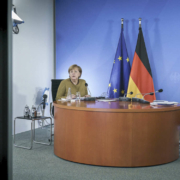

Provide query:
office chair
left=50, top=79, right=64, bottom=117
left=49, top=79, right=63, bottom=142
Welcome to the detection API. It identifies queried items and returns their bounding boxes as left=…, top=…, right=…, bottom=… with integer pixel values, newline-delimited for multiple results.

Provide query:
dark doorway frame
left=0, top=0, right=13, bottom=179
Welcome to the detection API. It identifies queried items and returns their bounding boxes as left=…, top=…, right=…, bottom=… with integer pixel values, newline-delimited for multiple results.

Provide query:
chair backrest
left=51, top=79, right=64, bottom=102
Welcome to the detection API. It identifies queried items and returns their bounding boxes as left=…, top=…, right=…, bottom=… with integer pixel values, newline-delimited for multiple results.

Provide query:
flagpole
left=121, top=18, right=124, bottom=29
left=139, top=18, right=142, bottom=28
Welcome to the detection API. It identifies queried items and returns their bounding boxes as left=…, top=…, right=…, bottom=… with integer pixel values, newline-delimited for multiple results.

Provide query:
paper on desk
left=59, top=98, right=84, bottom=102
left=97, top=98, right=118, bottom=102
left=150, top=101, right=178, bottom=106
left=59, top=98, right=68, bottom=101
left=59, top=97, right=85, bottom=101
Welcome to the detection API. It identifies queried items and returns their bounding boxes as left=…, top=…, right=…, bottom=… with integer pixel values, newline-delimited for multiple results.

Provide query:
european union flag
left=107, top=25, right=131, bottom=98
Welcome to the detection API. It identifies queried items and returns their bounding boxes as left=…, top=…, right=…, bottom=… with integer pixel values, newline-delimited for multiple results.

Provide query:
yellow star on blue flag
left=118, top=56, right=122, bottom=61
left=113, top=88, right=117, bottom=93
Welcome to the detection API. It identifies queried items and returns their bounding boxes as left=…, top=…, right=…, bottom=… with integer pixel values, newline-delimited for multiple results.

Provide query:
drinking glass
left=76, top=92, right=81, bottom=101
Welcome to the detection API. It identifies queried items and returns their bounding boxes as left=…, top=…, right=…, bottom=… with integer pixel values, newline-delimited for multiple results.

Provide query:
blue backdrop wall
left=56, top=0, right=180, bottom=101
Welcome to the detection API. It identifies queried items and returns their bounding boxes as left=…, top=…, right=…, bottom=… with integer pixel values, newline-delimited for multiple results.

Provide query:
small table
left=14, top=116, right=52, bottom=150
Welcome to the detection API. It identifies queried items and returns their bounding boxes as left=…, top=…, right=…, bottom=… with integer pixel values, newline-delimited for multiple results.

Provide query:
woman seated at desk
left=56, top=64, right=90, bottom=100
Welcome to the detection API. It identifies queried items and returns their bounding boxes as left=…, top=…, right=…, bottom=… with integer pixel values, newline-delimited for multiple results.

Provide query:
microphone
left=124, top=91, right=133, bottom=97
left=42, top=94, right=47, bottom=116
left=157, top=89, right=163, bottom=92
left=143, top=89, right=163, bottom=99
left=85, top=83, right=91, bottom=96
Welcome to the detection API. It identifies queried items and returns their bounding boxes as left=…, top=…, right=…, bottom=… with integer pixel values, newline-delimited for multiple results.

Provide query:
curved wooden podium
left=53, top=100, right=180, bottom=167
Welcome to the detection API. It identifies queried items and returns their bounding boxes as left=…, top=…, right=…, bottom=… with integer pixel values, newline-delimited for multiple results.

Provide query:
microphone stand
left=142, top=92, right=154, bottom=99
left=87, top=87, right=91, bottom=97
left=132, top=89, right=163, bottom=104
left=132, top=93, right=148, bottom=103
left=85, top=83, right=91, bottom=97
left=132, top=93, right=142, bottom=102
left=119, top=92, right=133, bottom=101
left=142, top=89, right=163, bottom=102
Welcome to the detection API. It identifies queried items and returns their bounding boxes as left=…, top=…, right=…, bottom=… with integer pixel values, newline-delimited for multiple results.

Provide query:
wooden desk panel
left=54, top=101, right=180, bottom=167
left=131, top=112, right=179, bottom=166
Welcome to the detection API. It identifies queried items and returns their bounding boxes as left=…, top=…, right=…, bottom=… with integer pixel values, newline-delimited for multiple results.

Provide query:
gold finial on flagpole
left=121, top=18, right=124, bottom=28
left=139, top=18, right=142, bottom=28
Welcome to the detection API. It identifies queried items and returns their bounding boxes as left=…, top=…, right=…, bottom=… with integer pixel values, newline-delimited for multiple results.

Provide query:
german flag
left=127, top=27, right=156, bottom=102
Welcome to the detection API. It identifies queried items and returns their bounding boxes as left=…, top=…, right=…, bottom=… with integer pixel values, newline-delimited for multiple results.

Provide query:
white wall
left=13, top=0, right=54, bottom=134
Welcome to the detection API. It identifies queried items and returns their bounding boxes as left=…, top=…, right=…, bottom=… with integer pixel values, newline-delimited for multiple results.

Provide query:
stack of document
left=150, top=100, right=178, bottom=106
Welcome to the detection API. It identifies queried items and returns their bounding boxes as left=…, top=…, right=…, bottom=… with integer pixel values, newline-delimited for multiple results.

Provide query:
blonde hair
left=68, top=64, right=82, bottom=78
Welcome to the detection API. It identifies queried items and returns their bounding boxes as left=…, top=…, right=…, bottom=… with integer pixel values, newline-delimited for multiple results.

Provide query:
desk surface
left=54, top=100, right=180, bottom=112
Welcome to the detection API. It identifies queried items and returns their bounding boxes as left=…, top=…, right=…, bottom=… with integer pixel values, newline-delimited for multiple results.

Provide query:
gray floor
left=13, top=128, right=180, bottom=180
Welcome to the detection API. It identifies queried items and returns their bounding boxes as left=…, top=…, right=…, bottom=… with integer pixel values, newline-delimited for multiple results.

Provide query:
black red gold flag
left=127, top=27, right=156, bottom=102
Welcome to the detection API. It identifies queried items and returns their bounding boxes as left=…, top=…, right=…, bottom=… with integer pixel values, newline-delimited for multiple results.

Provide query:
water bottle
left=67, top=87, right=72, bottom=100
left=24, top=105, right=30, bottom=117
left=31, top=105, right=37, bottom=118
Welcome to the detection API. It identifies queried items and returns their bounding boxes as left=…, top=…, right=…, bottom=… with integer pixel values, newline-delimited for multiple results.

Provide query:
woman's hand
left=71, top=94, right=76, bottom=99
left=66, top=94, right=76, bottom=99
left=85, top=95, right=91, bottom=97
